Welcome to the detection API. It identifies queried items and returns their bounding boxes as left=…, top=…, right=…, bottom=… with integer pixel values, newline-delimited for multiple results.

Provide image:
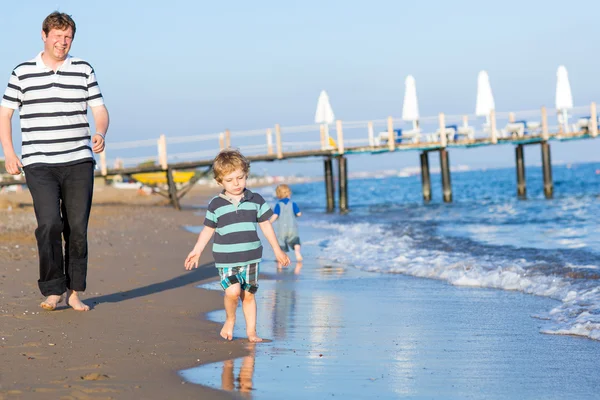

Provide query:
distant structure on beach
left=2, top=67, right=598, bottom=212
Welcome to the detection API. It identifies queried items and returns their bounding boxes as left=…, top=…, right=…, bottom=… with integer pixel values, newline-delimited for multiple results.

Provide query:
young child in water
left=269, top=184, right=302, bottom=264
left=184, top=149, right=290, bottom=342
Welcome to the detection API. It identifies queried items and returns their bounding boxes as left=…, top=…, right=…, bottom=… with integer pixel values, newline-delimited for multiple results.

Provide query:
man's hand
left=4, top=153, right=22, bottom=175
left=91, top=134, right=105, bottom=153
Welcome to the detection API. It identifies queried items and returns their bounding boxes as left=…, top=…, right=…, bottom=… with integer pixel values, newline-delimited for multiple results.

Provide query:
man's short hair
left=43, top=11, right=76, bottom=37
left=213, top=149, right=250, bottom=183
left=275, top=184, right=291, bottom=199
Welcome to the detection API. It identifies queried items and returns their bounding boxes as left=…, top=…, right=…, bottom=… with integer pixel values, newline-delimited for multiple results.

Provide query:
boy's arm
left=193, top=226, right=215, bottom=253
left=259, top=221, right=290, bottom=266
left=184, top=226, right=215, bottom=270
left=293, top=202, right=301, bottom=217
left=269, top=202, right=280, bottom=223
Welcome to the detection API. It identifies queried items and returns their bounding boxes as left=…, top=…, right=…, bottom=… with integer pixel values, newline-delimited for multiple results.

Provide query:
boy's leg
left=219, top=267, right=242, bottom=340
left=222, top=283, right=241, bottom=340
left=294, top=244, right=302, bottom=261
left=240, top=291, right=261, bottom=342
left=240, top=263, right=262, bottom=342
left=290, top=237, right=302, bottom=261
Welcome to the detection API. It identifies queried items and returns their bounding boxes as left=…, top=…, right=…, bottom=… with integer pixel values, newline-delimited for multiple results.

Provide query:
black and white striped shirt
left=1, top=52, right=104, bottom=167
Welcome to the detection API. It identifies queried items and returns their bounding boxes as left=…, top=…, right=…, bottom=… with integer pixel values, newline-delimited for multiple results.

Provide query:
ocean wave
left=310, top=220, right=600, bottom=341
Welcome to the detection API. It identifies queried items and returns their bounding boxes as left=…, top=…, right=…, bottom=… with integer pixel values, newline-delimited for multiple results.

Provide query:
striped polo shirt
left=204, top=189, right=273, bottom=268
left=1, top=52, right=104, bottom=167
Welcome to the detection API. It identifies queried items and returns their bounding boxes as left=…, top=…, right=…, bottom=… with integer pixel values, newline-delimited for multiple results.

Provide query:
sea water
left=180, top=162, right=600, bottom=399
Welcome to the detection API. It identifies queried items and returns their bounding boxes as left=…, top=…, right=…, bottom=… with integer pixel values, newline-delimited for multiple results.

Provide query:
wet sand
left=182, top=224, right=600, bottom=400
left=0, top=181, right=247, bottom=399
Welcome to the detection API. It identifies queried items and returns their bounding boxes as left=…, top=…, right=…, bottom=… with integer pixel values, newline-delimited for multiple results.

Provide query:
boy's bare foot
left=220, top=318, right=235, bottom=340
left=295, top=254, right=303, bottom=262
left=40, top=294, right=63, bottom=311
left=247, top=332, right=263, bottom=343
left=66, top=290, right=90, bottom=311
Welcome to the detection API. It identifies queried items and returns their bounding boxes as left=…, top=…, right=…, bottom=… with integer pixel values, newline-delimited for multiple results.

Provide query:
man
left=0, top=11, right=109, bottom=311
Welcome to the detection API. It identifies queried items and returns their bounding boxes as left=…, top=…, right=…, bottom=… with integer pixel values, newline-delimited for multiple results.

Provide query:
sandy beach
left=0, top=181, right=247, bottom=399
left=3, top=173, right=600, bottom=400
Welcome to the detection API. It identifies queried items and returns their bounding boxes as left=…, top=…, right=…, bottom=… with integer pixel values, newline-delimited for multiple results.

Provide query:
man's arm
left=90, top=105, right=109, bottom=154
left=0, top=106, right=22, bottom=175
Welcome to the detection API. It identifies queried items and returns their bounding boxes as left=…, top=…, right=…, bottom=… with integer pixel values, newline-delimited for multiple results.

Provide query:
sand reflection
left=221, top=344, right=256, bottom=398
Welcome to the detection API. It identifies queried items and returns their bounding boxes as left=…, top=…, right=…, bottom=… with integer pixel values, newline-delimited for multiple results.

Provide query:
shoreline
left=0, top=182, right=265, bottom=399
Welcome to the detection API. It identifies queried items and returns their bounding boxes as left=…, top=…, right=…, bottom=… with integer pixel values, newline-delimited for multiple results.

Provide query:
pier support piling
left=338, top=156, right=349, bottom=213
left=166, top=167, right=181, bottom=210
left=541, top=141, right=553, bottom=199
left=439, top=149, right=452, bottom=203
left=324, top=157, right=335, bottom=213
left=420, top=152, right=431, bottom=203
left=515, top=144, right=526, bottom=199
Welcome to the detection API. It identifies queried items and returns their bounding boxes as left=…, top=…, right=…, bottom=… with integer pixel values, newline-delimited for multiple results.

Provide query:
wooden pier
left=2, top=103, right=598, bottom=211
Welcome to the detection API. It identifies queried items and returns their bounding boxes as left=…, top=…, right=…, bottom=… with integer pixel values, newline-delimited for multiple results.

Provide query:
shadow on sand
left=83, top=262, right=216, bottom=309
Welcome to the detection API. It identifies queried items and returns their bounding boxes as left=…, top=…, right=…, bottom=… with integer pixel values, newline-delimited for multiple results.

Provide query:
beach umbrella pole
left=562, top=109, right=569, bottom=133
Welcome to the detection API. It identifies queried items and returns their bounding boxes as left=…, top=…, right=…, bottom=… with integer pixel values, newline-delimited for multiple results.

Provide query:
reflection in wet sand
left=221, top=344, right=256, bottom=398
left=277, top=261, right=304, bottom=275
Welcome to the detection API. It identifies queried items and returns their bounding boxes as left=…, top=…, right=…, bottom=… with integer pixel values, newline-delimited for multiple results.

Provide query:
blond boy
left=269, top=184, right=302, bottom=262
left=185, top=149, right=290, bottom=342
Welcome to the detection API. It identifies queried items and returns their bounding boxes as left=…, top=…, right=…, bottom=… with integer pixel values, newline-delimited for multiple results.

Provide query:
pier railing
left=1, top=102, right=598, bottom=210
left=95, top=103, right=597, bottom=174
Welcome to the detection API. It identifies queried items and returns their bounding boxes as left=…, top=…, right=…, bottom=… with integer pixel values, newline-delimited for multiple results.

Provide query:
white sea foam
left=311, top=220, right=600, bottom=341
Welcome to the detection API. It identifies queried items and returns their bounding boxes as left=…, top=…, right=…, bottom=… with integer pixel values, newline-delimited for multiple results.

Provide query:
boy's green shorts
left=218, top=263, right=259, bottom=294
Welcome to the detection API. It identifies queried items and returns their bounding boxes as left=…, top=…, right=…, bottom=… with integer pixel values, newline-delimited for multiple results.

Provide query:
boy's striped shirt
left=204, top=189, right=273, bottom=268
left=1, top=52, right=104, bottom=167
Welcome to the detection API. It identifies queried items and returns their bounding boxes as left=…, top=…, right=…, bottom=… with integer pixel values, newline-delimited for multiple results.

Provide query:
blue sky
left=1, top=0, right=599, bottom=175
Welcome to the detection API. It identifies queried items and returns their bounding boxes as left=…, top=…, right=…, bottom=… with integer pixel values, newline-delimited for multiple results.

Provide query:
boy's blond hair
left=275, top=184, right=291, bottom=199
left=212, top=149, right=250, bottom=183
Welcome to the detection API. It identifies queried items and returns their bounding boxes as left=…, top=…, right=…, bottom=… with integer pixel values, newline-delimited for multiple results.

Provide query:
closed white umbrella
left=315, top=90, right=335, bottom=124
left=315, top=90, right=335, bottom=148
left=475, top=70, right=495, bottom=123
left=402, top=75, right=419, bottom=130
left=555, top=65, right=573, bottom=133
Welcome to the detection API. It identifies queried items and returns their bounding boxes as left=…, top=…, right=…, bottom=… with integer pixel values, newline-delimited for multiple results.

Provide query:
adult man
left=0, top=11, right=109, bottom=311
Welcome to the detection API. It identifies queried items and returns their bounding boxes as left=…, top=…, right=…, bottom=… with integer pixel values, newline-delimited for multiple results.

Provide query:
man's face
left=42, top=27, right=73, bottom=62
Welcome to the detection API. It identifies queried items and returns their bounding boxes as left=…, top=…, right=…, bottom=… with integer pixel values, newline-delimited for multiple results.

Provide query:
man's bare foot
left=247, top=332, right=263, bottom=343
left=66, top=290, right=90, bottom=311
left=220, top=318, right=235, bottom=340
left=40, top=294, right=63, bottom=311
